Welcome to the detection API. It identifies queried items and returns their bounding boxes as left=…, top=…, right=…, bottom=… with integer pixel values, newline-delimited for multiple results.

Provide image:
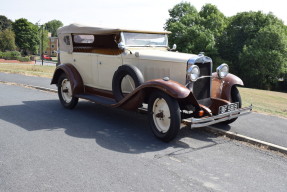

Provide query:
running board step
left=76, top=94, right=117, bottom=105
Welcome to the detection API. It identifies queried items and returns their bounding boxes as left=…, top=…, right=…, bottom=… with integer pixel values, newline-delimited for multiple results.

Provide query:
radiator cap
left=163, top=77, right=170, bottom=81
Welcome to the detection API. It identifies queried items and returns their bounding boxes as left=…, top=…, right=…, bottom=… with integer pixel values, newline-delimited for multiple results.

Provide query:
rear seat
left=73, top=47, right=123, bottom=55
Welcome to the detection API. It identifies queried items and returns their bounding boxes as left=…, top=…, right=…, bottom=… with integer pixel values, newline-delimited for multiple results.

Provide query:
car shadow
left=0, top=99, right=222, bottom=154
left=211, top=123, right=232, bottom=131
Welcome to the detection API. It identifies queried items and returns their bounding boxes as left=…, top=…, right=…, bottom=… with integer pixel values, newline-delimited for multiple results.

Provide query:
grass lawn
left=0, top=63, right=286, bottom=118
left=239, top=87, right=287, bottom=118
left=0, top=63, right=55, bottom=78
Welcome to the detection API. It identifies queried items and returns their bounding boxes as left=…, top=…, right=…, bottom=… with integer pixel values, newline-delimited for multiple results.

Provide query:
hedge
left=0, top=51, right=31, bottom=62
left=17, top=56, right=31, bottom=62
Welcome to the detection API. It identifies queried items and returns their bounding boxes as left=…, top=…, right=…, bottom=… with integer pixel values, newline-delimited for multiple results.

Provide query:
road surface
left=0, top=81, right=287, bottom=191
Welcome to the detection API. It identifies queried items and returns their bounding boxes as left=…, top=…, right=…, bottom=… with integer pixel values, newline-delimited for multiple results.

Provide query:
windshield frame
left=121, top=32, right=168, bottom=47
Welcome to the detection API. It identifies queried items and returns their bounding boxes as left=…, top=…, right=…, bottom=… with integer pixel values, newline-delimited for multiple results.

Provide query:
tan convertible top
left=57, top=23, right=171, bottom=35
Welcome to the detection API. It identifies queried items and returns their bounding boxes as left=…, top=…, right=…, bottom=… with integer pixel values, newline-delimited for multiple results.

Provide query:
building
left=44, top=33, right=58, bottom=57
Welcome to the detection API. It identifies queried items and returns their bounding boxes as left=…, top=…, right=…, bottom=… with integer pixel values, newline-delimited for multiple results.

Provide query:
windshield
left=122, top=32, right=168, bottom=47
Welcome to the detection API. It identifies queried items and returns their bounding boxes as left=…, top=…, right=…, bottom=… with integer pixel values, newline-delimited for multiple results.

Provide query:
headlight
left=217, top=63, right=229, bottom=79
left=187, top=65, right=200, bottom=81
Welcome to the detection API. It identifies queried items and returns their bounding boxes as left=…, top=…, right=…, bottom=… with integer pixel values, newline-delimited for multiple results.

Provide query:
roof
left=57, top=23, right=171, bottom=35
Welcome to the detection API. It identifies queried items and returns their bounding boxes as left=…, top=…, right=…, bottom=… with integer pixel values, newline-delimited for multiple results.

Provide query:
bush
left=17, top=56, right=30, bottom=62
left=0, top=51, right=3, bottom=58
left=2, top=51, right=21, bottom=60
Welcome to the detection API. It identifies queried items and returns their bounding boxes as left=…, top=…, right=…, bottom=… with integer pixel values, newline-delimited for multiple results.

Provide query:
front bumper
left=184, top=105, right=252, bottom=128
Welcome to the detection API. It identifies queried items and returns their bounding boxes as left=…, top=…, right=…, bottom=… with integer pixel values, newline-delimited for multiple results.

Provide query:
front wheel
left=58, top=73, right=79, bottom=109
left=148, top=91, right=181, bottom=142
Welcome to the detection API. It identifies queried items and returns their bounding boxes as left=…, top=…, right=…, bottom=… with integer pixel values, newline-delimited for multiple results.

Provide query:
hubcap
left=61, top=79, right=72, bottom=103
left=152, top=98, right=171, bottom=133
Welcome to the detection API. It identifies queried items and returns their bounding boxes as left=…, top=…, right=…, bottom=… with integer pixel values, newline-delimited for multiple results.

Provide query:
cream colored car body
left=61, top=48, right=196, bottom=91
left=58, top=23, right=198, bottom=92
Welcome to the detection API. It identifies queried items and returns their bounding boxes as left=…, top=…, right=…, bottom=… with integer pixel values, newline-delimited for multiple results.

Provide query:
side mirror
left=169, top=44, right=177, bottom=51
left=118, top=42, right=126, bottom=50
left=172, top=44, right=177, bottom=50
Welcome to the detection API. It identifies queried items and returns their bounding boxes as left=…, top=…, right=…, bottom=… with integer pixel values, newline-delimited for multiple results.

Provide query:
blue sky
left=1, top=0, right=286, bottom=30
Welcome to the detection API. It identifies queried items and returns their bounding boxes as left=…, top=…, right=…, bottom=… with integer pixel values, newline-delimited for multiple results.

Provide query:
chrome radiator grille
left=192, top=62, right=212, bottom=100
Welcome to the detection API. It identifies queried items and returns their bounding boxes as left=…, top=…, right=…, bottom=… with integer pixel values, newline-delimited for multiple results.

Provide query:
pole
left=41, top=25, right=44, bottom=66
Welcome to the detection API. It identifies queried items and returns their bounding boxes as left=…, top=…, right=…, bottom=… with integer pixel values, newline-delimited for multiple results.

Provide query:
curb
left=203, top=126, right=287, bottom=155
left=0, top=80, right=57, bottom=93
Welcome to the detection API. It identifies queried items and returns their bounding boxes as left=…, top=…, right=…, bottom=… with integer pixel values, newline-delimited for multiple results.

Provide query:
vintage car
left=51, top=23, right=252, bottom=142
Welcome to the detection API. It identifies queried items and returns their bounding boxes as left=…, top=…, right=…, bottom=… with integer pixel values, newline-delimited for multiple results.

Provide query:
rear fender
left=211, top=73, right=243, bottom=101
left=51, top=63, right=84, bottom=95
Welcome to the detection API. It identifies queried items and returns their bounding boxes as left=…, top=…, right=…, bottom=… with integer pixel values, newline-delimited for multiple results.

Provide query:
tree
left=44, top=20, right=63, bottom=37
left=38, top=26, right=49, bottom=55
left=239, top=25, right=287, bottom=89
left=218, top=11, right=284, bottom=73
left=199, top=4, right=227, bottom=39
left=165, top=2, right=217, bottom=56
left=0, top=15, right=12, bottom=31
left=12, top=18, right=39, bottom=55
left=217, top=11, right=287, bottom=89
left=0, top=29, right=16, bottom=51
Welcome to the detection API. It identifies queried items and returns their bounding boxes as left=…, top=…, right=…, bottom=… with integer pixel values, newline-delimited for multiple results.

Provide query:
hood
left=133, top=50, right=198, bottom=63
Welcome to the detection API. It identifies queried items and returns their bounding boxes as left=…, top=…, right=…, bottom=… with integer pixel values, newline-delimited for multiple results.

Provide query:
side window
left=73, top=35, right=94, bottom=44
left=63, top=36, right=70, bottom=45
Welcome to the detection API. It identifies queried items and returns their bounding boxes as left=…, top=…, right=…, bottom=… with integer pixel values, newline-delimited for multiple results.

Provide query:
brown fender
left=211, top=73, right=244, bottom=101
left=51, top=63, right=84, bottom=95
left=115, top=79, right=200, bottom=110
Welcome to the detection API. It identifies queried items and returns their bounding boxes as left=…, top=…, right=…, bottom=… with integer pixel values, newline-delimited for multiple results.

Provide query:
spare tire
left=112, top=65, right=144, bottom=102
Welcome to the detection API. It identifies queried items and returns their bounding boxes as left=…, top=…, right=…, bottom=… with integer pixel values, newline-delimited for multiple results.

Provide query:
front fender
left=51, top=63, right=84, bottom=95
left=141, top=79, right=190, bottom=99
left=116, top=79, right=200, bottom=110
left=211, top=73, right=244, bottom=101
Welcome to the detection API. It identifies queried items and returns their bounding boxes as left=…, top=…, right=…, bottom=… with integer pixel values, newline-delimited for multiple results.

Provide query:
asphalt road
left=1, top=72, right=287, bottom=148
left=0, top=83, right=287, bottom=192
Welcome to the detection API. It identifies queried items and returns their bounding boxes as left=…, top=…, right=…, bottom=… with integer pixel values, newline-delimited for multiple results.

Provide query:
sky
left=1, top=0, right=286, bottom=31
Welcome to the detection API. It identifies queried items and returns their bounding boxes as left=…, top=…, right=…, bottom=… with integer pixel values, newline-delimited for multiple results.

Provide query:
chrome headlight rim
left=187, top=65, right=200, bottom=82
left=217, top=63, right=229, bottom=79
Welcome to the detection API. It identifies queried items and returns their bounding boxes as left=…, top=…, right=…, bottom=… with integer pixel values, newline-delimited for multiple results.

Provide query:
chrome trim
left=187, top=55, right=212, bottom=66
left=197, top=75, right=212, bottom=80
left=187, top=105, right=252, bottom=128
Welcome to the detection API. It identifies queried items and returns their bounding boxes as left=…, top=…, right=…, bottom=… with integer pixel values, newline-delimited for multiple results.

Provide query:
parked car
left=42, top=54, right=52, bottom=60
left=51, top=23, right=252, bottom=142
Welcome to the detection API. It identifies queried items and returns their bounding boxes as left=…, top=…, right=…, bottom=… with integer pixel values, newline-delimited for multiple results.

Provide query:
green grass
left=239, top=87, right=287, bottom=118
left=0, top=63, right=286, bottom=118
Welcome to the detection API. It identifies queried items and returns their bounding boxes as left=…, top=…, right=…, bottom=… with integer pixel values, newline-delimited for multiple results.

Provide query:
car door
left=72, top=52, right=93, bottom=87
left=96, top=54, right=122, bottom=91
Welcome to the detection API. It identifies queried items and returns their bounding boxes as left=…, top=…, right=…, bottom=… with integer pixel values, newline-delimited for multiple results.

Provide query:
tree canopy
left=0, top=15, right=12, bottom=31
left=44, top=20, right=63, bottom=37
left=0, top=29, right=16, bottom=51
left=165, top=2, right=287, bottom=90
left=218, top=11, right=287, bottom=89
left=12, top=18, right=39, bottom=55
left=165, top=2, right=226, bottom=60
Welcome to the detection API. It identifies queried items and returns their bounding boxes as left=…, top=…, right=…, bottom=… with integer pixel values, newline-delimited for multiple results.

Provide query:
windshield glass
left=123, top=32, right=168, bottom=47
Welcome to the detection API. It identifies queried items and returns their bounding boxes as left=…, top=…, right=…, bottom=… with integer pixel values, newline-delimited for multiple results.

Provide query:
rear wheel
left=148, top=91, right=181, bottom=142
left=221, top=86, right=242, bottom=125
left=58, top=73, right=78, bottom=109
